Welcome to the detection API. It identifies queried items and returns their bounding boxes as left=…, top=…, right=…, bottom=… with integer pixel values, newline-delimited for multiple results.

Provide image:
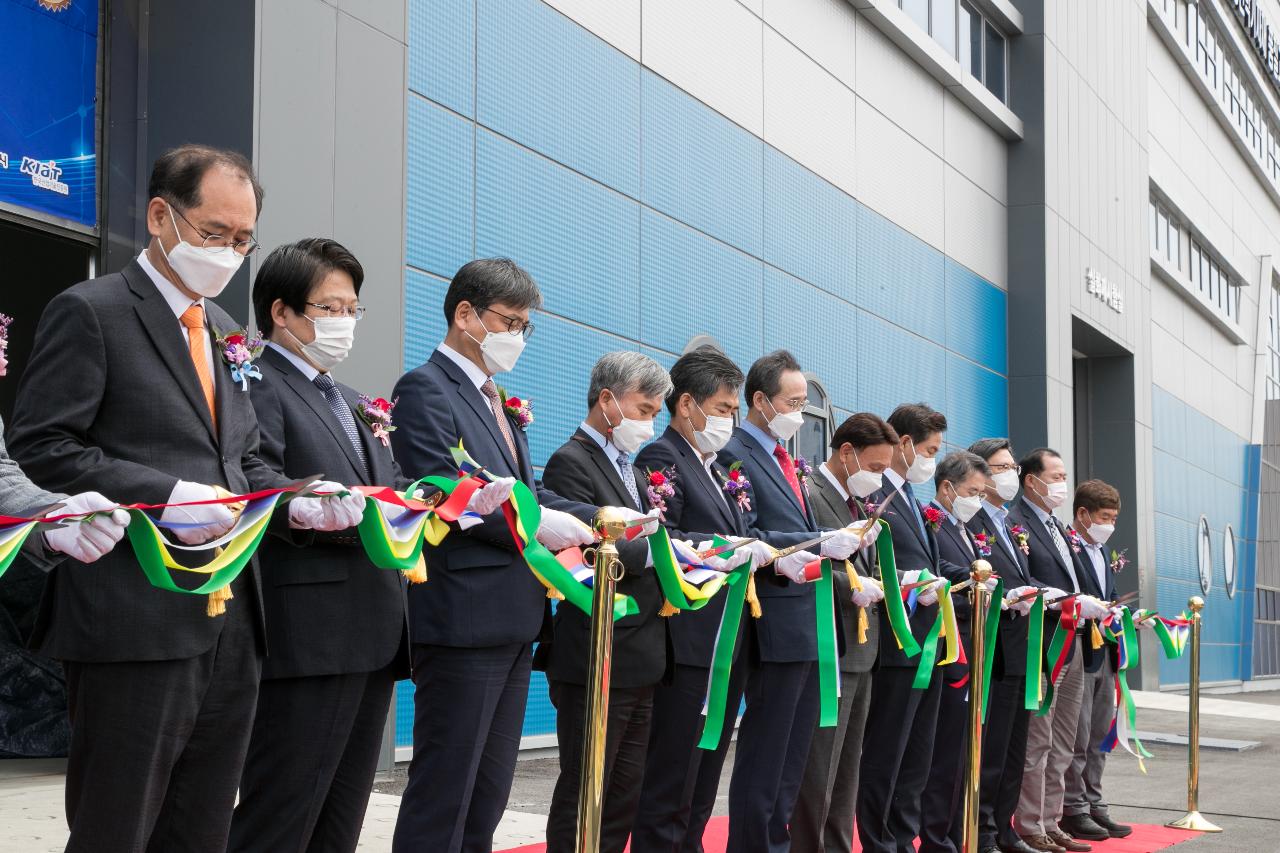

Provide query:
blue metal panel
left=944, top=259, right=1008, bottom=374
left=407, top=97, right=474, bottom=279
left=762, top=147, right=858, bottom=303
left=856, top=204, right=946, bottom=344
left=404, top=268, right=449, bottom=371
left=761, top=267, right=859, bottom=408
left=476, top=0, right=641, bottom=196
left=524, top=670, right=556, bottom=736
left=641, top=71, right=763, bottom=257
left=475, top=130, right=642, bottom=342
left=854, top=310, right=947, bottom=422
left=408, top=0, right=473, bottom=115
left=944, top=354, right=1009, bottom=449
left=395, top=679, right=414, bottom=746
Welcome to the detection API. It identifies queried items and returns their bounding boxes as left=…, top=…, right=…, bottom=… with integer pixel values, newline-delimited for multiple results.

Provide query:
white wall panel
left=761, top=0, right=857, bottom=89
left=854, top=13, right=943, bottom=154
left=944, top=166, right=1006, bottom=286
left=856, top=96, right=944, bottom=249
left=543, top=0, right=640, bottom=59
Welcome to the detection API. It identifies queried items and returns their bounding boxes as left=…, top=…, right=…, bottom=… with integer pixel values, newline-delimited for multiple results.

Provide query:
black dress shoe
left=982, top=846, right=1004, bottom=853
left=1059, top=813, right=1110, bottom=841
left=998, top=841, right=1042, bottom=853
left=1091, top=811, right=1134, bottom=838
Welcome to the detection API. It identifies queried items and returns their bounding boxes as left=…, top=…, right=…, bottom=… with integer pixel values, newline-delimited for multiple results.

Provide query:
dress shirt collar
left=819, top=461, right=850, bottom=501
left=984, top=499, right=1008, bottom=524
left=137, top=250, right=201, bottom=319
left=680, top=433, right=717, bottom=474
left=579, top=421, right=623, bottom=466
left=883, top=467, right=906, bottom=491
left=740, top=419, right=779, bottom=457
left=1022, top=495, right=1055, bottom=527
left=436, top=342, right=489, bottom=391
left=267, top=340, right=321, bottom=382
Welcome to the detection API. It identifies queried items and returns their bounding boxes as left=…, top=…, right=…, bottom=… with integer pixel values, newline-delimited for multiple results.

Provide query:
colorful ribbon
left=0, top=521, right=40, bottom=580
left=648, top=526, right=729, bottom=613
left=698, top=537, right=752, bottom=751
left=979, top=579, right=1003, bottom=722
left=814, top=559, right=841, bottom=727
left=1099, top=606, right=1152, bottom=769
left=909, top=570, right=950, bottom=690
left=1025, top=595, right=1046, bottom=711
left=873, top=522, right=921, bottom=658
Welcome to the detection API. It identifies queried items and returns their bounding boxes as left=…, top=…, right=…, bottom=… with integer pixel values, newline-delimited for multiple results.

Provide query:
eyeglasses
left=989, top=463, right=1021, bottom=474
left=306, top=301, right=366, bottom=320
left=772, top=395, right=807, bottom=412
left=480, top=306, right=535, bottom=340
left=170, top=204, right=260, bottom=256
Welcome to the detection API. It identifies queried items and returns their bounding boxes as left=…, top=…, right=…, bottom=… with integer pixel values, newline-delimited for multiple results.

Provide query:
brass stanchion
left=962, top=559, right=993, bottom=853
left=1166, top=596, right=1222, bottom=832
left=575, top=507, right=628, bottom=853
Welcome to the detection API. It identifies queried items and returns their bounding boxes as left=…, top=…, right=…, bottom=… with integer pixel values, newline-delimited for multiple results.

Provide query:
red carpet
left=498, top=818, right=1200, bottom=852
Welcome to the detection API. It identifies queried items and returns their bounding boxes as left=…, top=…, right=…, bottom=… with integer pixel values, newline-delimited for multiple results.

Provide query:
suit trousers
left=726, top=660, right=820, bottom=853
left=1063, top=654, right=1116, bottom=818
left=978, top=674, right=1029, bottom=848
left=792, top=668, right=874, bottom=853
left=1015, top=640, right=1085, bottom=837
left=62, top=598, right=260, bottom=853
left=919, top=675, right=969, bottom=853
left=631, top=661, right=747, bottom=853
left=392, top=643, right=531, bottom=853
left=857, top=666, right=943, bottom=853
left=545, top=681, right=655, bottom=853
left=228, top=666, right=396, bottom=853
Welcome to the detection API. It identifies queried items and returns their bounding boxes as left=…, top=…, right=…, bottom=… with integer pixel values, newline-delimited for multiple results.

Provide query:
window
left=1150, top=194, right=1243, bottom=325
left=984, top=20, right=1006, bottom=100
left=961, top=1, right=982, bottom=79
left=931, top=0, right=956, bottom=57
left=904, top=0, right=1008, bottom=103
left=901, top=0, right=930, bottom=32
left=792, top=375, right=832, bottom=470
left=1268, top=281, right=1280, bottom=400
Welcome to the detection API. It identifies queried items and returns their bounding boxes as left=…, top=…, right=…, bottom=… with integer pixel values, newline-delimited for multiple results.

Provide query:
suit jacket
left=967, top=504, right=1039, bottom=678
left=930, top=503, right=979, bottom=681
left=806, top=469, right=879, bottom=673
left=390, top=349, right=595, bottom=649
left=537, top=429, right=669, bottom=688
left=717, top=427, right=821, bottom=664
left=0, top=416, right=63, bottom=571
left=634, top=427, right=747, bottom=667
left=869, top=478, right=967, bottom=669
left=248, top=346, right=410, bottom=680
left=1006, top=498, right=1102, bottom=673
left=7, top=261, right=292, bottom=662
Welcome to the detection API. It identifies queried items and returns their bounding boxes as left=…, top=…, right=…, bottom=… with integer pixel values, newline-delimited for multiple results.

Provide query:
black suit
left=967, top=503, right=1040, bottom=850
left=631, top=427, right=749, bottom=853
left=7, top=260, right=292, bottom=853
left=538, top=427, right=669, bottom=853
left=717, top=427, right=824, bottom=853
left=919, top=506, right=979, bottom=853
left=857, top=476, right=965, bottom=853
left=389, top=348, right=595, bottom=853
left=227, top=346, right=410, bottom=853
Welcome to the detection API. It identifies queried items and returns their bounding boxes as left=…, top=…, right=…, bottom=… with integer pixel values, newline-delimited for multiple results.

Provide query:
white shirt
left=579, top=421, right=630, bottom=480
left=682, top=433, right=732, bottom=510
left=1080, top=535, right=1107, bottom=593
left=819, top=461, right=850, bottom=501
left=137, top=250, right=214, bottom=380
left=267, top=340, right=320, bottom=382
left=436, top=342, right=489, bottom=391
left=982, top=501, right=1017, bottom=558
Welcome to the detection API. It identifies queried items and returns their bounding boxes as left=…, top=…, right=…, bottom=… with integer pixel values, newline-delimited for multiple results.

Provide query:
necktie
left=179, top=304, right=216, bottom=427
left=616, top=451, right=641, bottom=509
left=772, top=443, right=806, bottom=510
left=959, top=523, right=975, bottom=558
left=1046, top=517, right=1079, bottom=591
left=480, top=379, right=519, bottom=464
left=846, top=495, right=861, bottom=520
left=313, top=373, right=370, bottom=480
left=903, top=481, right=927, bottom=539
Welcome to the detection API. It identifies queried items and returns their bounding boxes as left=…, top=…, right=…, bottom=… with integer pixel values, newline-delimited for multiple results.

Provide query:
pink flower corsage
left=357, top=394, right=397, bottom=447
left=646, top=467, right=676, bottom=520
left=499, top=387, right=533, bottom=430
left=215, top=329, right=264, bottom=390
left=973, top=531, right=993, bottom=559
left=1109, top=548, right=1128, bottom=574
left=1066, top=527, right=1085, bottom=554
left=922, top=505, right=944, bottom=532
left=721, top=461, right=752, bottom=512
left=1010, top=524, right=1030, bottom=555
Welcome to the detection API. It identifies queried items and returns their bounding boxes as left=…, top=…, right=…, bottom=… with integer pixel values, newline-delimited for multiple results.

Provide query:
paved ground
left=3, top=689, right=1278, bottom=852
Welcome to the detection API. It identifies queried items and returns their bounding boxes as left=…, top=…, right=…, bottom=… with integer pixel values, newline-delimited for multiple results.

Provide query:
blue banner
left=0, top=0, right=98, bottom=227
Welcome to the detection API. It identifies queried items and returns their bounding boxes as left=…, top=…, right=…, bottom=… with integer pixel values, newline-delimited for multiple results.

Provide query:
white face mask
left=288, top=315, right=356, bottom=372
left=691, top=403, right=734, bottom=454
left=162, top=205, right=244, bottom=298
left=764, top=397, right=804, bottom=442
left=1084, top=514, right=1115, bottom=545
left=1034, top=475, right=1069, bottom=509
left=992, top=469, right=1020, bottom=502
left=904, top=438, right=936, bottom=484
left=466, top=315, right=526, bottom=375
left=845, top=453, right=883, bottom=499
left=604, top=395, right=653, bottom=455
left=952, top=492, right=983, bottom=523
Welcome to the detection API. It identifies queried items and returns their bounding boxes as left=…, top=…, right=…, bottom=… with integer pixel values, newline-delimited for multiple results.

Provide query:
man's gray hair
left=588, top=351, right=673, bottom=410
left=934, top=450, right=991, bottom=488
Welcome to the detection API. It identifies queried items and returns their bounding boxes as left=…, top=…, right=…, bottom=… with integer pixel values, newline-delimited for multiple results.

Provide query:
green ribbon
left=697, top=536, right=751, bottom=751
left=815, top=558, right=840, bottom=727
left=873, top=521, right=921, bottom=658
left=1038, top=610, right=1075, bottom=718
left=979, top=579, right=1003, bottom=723
left=1025, top=595, right=1045, bottom=711
left=910, top=569, right=948, bottom=690
left=648, top=526, right=728, bottom=611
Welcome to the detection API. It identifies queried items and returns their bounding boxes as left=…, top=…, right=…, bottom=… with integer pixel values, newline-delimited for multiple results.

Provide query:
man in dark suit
left=966, top=438, right=1042, bottom=853
left=717, top=350, right=863, bottom=853
left=793, top=413, right=898, bottom=853
left=390, top=259, right=622, bottom=853
left=1061, top=480, right=1132, bottom=842
left=919, top=451, right=993, bottom=853
left=1008, top=449, right=1108, bottom=853
left=630, top=347, right=772, bottom=853
left=7, top=145, right=362, bottom=853
left=857, top=402, right=966, bottom=853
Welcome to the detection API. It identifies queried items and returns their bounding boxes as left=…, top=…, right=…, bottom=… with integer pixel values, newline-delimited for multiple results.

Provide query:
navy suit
left=967, top=504, right=1041, bottom=850
left=717, top=427, right=823, bottom=853
left=389, top=348, right=595, bottom=853
left=632, top=427, right=750, bottom=853
left=857, top=477, right=964, bottom=853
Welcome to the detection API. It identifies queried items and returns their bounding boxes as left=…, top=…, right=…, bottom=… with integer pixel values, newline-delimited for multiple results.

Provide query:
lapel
left=740, top=429, right=806, bottom=518
left=666, top=428, right=736, bottom=532
left=125, top=262, right=217, bottom=443
left=1020, top=500, right=1075, bottom=580
left=933, top=503, right=974, bottom=560
left=430, top=349, right=520, bottom=474
left=572, top=430, right=638, bottom=511
left=809, top=468, right=848, bottom=525
left=891, top=479, right=930, bottom=553
left=262, top=348, right=367, bottom=481
left=340, top=384, right=385, bottom=486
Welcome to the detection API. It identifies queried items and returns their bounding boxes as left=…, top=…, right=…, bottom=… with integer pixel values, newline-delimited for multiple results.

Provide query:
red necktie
left=772, top=443, right=806, bottom=510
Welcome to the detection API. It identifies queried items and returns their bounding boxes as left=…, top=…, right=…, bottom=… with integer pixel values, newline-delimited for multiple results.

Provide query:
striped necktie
left=313, top=373, right=370, bottom=480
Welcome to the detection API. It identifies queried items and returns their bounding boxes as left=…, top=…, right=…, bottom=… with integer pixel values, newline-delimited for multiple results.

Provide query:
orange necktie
left=179, top=304, right=217, bottom=427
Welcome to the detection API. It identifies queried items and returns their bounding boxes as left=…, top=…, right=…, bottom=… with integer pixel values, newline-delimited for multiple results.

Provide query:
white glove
left=464, top=476, right=515, bottom=517
left=289, top=482, right=366, bottom=531
left=775, top=550, right=819, bottom=584
left=43, top=492, right=131, bottom=563
left=1004, top=585, right=1038, bottom=615
left=918, top=579, right=945, bottom=607
left=160, top=481, right=236, bottom=545
left=819, top=527, right=862, bottom=561
left=730, top=538, right=778, bottom=570
left=614, top=506, right=659, bottom=538
left=695, top=541, right=749, bottom=572
left=672, top=538, right=705, bottom=566
left=851, top=519, right=883, bottom=548
left=536, top=507, right=596, bottom=551
left=982, top=576, right=999, bottom=592
left=851, top=576, right=884, bottom=608
left=1042, top=586, right=1068, bottom=610
left=1077, top=595, right=1110, bottom=620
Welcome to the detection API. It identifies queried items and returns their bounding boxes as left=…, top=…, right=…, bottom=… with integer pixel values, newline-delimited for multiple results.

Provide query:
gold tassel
left=659, top=599, right=679, bottom=617
left=206, top=584, right=233, bottom=617
left=857, top=607, right=869, bottom=644
left=547, top=587, right=566, bottom=601
left=746, top=574, right=762, bottom=619
left=402, top=554, right=428, bottom=584
left=1091, top=623, right=1105, bottom=650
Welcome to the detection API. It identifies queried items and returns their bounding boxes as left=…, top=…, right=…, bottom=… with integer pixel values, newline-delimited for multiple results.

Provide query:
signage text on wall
left=1085, top=268, right=1124, bottom=313
left=1231, top=0, right=1280, bottom=93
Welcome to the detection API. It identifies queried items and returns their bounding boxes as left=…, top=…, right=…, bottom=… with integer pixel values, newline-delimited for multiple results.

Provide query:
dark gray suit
left=0, top=415, right=63, bottom=570
left=7, top=260, right=292, bottom=853
left=793, top=468, right=879, bottom=853
left=227, top=346, right=410, bottom=853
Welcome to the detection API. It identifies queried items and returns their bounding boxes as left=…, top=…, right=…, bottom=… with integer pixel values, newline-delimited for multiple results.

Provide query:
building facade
left=1, top=0, right=1277, bottom=753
